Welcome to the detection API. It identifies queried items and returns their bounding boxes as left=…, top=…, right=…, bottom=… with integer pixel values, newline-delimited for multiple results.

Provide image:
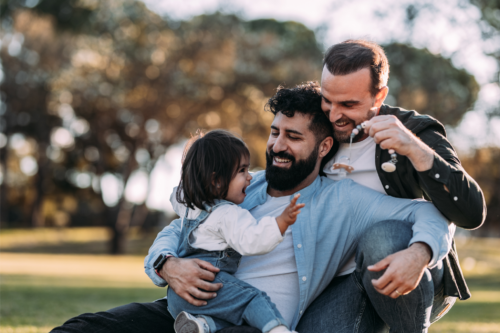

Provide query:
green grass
left=0, top=275, right=166, bottom=330
left=0, top=229, right=499, bottom=332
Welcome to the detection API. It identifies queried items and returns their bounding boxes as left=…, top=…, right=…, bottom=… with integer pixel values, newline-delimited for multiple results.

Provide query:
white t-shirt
left=323, top=136, right=386, bottom=275
left=235, top=195, right=300, bottom=327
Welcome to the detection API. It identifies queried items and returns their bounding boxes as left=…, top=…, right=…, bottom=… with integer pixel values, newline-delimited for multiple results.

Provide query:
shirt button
left=302, top=276, right=307, bottom=282
left=454, top=196, right=458, bottom=201
left=300, top=310, right=303, bottom=315
left=385, top=185, right=389, bottom=189
left=435, top=174, right=440, bottom=179
left=297, top=244, right=302, bottom=248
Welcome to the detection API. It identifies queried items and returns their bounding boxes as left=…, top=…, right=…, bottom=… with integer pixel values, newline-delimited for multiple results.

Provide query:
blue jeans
left=168, top=270, right=287, bottom=333
left=296, top=220, right=456, bottom=333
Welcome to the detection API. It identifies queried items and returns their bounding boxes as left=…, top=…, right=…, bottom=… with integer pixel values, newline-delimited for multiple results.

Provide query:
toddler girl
left=167, top=130, right=303, bottom=333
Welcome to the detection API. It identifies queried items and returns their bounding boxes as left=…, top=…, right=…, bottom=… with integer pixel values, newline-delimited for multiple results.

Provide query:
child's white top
left=170, top=190, right=285, bottom=256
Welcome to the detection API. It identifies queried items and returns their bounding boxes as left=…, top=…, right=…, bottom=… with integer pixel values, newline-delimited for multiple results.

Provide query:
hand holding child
left=276, top=194, right=305, bottom=234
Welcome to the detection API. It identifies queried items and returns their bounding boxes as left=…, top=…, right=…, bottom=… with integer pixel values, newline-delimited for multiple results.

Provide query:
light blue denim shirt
left=145, top=171, right=454, bottom=329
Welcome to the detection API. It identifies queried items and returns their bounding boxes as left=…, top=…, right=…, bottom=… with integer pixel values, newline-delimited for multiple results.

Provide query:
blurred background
left=0, top=0, right=499, bottom=332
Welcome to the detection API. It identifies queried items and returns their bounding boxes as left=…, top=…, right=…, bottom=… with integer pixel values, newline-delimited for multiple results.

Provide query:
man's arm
left=365, top=115, right=486, bottom=229
left=346, top=180, right=455, bottom=297
left=144, top=218, right=183, bottom=287
left=144, top=218, right=222, bottom=306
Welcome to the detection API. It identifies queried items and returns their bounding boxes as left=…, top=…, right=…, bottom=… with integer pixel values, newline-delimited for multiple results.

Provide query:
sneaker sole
left=174, top=312, right=204, bottom=333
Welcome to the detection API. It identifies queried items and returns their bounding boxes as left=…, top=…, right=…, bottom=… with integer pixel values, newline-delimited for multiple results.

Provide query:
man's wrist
left=409, top=242, right=432, bottom=265
left=405, top=139, right=435, bottom=172
left=154, top=254, right=173, bottom=279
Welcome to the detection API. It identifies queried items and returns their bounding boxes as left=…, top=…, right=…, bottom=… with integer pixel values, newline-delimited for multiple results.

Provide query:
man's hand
left=364, top=115, right=435, bottom=172
left=159, top=257, right=223, bottom=306
left=368, top=242, right=432, bottom=299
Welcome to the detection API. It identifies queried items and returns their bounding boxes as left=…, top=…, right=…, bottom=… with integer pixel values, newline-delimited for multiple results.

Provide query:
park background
left=0, top=0, right=499, bottom=332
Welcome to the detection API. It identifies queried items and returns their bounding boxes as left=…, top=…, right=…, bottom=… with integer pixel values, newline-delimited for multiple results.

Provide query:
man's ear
left=318, top=136, right=334, bottom=159
left=374, top=86, right=389, bottom=108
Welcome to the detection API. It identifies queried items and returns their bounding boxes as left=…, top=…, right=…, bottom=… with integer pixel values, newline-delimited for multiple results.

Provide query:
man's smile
left=334, top=119, right=353, bottom=130
left=273, top=156, right=292, bottom=167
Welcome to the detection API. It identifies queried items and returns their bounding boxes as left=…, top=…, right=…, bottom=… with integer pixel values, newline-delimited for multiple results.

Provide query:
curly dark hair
left=265, top=81, right=336, bottom=175
left=265, top=81, right=334, bottom=144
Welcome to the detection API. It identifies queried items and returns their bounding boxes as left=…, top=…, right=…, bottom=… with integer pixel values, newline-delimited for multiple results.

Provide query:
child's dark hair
left=177, top=129, right=250, bottom=210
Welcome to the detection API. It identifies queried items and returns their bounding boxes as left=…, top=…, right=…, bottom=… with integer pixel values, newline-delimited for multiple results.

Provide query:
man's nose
left=272, top=134, right=287, bottom=153
left=328, top=105, right=342, bottom=123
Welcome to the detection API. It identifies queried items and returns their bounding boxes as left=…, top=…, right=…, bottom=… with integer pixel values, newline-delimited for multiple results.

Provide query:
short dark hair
left=265, top=81, right=336, bottom=175
left=177, top=130, right=250, bottom=210
left=323, top=40, right=389, bottom=96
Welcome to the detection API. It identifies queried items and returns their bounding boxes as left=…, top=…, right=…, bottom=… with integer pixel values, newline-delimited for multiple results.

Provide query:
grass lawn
left=0, top=228, right=499, bottom=332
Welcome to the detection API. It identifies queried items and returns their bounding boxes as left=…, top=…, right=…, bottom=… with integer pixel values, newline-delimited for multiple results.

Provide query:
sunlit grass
left=0, top=230, right=499, bottom=333
left=0, top=254, right=166, bottom=332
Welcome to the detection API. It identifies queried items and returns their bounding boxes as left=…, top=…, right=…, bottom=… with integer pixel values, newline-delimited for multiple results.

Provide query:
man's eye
left=271, top=132, right=278, bottom=136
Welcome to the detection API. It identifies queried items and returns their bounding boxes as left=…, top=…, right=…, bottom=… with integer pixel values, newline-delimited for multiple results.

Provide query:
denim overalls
left=167, top=200, right=288, bottom=333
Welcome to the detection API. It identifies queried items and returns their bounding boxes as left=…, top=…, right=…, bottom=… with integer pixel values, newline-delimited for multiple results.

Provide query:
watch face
left=153, top=254, right=166, bottom=269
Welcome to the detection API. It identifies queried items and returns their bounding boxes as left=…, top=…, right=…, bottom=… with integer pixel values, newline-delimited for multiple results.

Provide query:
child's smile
left=226, top=155, right=252, bottom=204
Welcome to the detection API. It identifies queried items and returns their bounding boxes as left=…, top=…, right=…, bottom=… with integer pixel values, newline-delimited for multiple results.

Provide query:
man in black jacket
left=310, top=39, right=486, bottom=332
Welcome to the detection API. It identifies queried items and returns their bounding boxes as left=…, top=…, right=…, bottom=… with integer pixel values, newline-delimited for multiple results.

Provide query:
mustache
left=268, top=150, right=296, bottom=162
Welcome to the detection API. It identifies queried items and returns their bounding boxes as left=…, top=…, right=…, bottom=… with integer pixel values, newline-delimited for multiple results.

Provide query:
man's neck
left=267, top=166, right=320, bottom=197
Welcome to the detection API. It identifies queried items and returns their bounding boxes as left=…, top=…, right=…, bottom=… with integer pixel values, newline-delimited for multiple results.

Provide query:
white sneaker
left=174, top=311, right=210, bottom=333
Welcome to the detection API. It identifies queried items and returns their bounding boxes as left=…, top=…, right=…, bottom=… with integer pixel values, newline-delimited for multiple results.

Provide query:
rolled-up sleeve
left=144, top=218, right=182, bottom=287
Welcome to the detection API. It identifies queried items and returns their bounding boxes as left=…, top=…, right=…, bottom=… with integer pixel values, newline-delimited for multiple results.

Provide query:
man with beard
left=318, top=39, right=486, bottom=331
left=51, top=83, right=454, bottom=333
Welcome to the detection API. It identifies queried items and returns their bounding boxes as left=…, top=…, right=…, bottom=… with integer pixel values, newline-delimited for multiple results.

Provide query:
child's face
left=225, top=155, right=252, bottom=204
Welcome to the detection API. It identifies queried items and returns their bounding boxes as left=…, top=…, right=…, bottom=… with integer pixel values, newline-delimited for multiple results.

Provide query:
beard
left=265, top=145, right=319, bottom=192
left=333, top=109, right=376, bottom=143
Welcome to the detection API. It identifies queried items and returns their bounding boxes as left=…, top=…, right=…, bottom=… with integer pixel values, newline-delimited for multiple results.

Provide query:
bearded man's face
left=265, top=112, right=321, bottom=191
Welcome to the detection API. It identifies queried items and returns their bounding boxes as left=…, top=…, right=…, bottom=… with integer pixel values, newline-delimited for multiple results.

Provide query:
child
left=167, top=130, right=304, bottom=333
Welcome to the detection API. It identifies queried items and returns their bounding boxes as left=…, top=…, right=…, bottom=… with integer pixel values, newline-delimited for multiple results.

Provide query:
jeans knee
left=356, top=220, right=414, bottom=267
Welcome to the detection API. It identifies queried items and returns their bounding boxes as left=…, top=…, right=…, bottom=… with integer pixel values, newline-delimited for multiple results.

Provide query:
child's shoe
left=174, top=311, right=210, bottom=333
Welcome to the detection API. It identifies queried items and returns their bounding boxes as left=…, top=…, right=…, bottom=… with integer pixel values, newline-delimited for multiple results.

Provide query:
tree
left=0, top=0, right=487, bottom=254
left=1, top=0, right=324, bottom=253
left=384, top=43, right=479, bottom=126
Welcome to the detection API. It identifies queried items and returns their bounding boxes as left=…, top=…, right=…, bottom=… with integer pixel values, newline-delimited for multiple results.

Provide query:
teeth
left=336, top=122, right=348, bottom=126
left=274, top=157, right=291, bottom=163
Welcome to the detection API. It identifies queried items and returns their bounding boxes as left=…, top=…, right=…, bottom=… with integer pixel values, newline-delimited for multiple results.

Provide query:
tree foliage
left=0, top=0, right=489, bottom=253
left=384, top=43, right=479, bottom=126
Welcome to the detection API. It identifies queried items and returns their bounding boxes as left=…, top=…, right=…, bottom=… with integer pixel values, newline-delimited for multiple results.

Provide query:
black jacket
left=333, top=104, right=487, bottom=300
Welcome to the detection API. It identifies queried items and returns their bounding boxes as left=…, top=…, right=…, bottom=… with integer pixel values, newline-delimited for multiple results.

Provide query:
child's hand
left=276, top=194, right=305, bottom=234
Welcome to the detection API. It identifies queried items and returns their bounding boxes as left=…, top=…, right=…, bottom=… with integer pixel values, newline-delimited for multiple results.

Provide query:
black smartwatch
left=153, top=254, right=170, bottom=272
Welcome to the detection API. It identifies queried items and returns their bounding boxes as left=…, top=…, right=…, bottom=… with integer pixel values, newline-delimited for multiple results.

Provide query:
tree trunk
left=0, top=144, right=8, bottom=226
left=109, top=199, right=134, bottom=254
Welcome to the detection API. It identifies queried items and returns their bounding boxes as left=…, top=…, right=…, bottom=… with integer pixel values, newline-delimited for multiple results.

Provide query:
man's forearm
left=405, top=137, right=434, bottom=172
left=144, top=219, right=182, bottom=286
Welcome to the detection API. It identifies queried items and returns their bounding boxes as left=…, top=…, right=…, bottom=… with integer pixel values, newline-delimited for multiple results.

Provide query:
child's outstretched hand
left=276, top=194, right=305, bottom=234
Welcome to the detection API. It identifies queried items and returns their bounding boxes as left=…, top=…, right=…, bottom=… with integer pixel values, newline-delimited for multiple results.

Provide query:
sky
left=134, top=0, right=500, bottom=214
